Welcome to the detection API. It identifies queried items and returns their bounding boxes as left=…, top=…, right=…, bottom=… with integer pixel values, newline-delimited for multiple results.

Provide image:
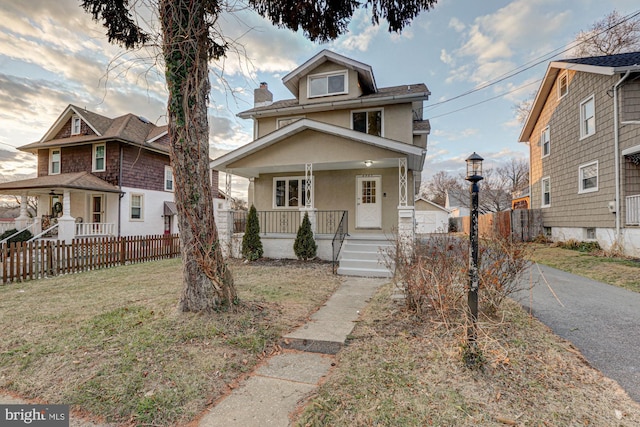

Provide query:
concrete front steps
left=336, top=235, right=395, bottom=278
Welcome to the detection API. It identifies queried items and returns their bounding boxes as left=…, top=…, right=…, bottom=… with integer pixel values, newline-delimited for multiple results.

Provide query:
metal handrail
left=0, top=220, right=37, bottom=244
left=28, top=223, right=59, bottom=242
left=331, top=211, right=348, bottom=274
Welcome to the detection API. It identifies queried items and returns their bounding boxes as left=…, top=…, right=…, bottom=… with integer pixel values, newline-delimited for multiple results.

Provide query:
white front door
left=356, top=176, right=382, bottom=228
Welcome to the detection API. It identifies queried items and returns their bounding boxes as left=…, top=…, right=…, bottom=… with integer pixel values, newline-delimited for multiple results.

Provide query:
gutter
left=613, top=70, right=632, bottom=242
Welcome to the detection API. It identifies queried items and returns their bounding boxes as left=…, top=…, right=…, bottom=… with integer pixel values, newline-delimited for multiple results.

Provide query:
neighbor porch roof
left=0, top=172, right=121, bottom=195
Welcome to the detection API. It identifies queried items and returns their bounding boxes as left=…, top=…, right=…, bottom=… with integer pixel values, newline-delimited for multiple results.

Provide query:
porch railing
left=0, top=220, right=38, bottom=244
left=0, top=220, right=16, bottom=235
left=332, top=211, right=348, bottom=274
left=76, top=222, right=116, bottom=237
left=626, top=194, right=640, bottom=226
left=232, top=210, right=348, bottom=235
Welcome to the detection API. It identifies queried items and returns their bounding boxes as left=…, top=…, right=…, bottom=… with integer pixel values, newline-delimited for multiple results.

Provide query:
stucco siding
left=298, top=63, right=362, bottom=105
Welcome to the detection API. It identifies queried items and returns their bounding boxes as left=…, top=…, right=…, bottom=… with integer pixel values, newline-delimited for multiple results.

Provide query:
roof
left=282, top=49, right=377, bottom=97
left=0, top=172, right=122, bottom=195
left=20, top=104, right=169, bottom=155
left=210, top=118, right=426, bottom=178
left=415, top=197, right=450, bottom=213
left=519, top=51, right=640, bottom=142
left=238, top=83, right=431, bottom=119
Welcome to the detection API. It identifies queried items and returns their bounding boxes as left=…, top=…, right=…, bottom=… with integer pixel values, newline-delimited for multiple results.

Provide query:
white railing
left=0, top=219, right=38, bottom=244
left=626, top=195, right=640, bottom=226
left=0, top=220, right=16, bottom=235
left=75, top=222, right=116, bottom=237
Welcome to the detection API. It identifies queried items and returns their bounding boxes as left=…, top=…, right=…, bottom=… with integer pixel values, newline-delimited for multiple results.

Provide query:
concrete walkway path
left=515, top=263, right=640, bottom=402
left=197, top=276, right=386, bottom=427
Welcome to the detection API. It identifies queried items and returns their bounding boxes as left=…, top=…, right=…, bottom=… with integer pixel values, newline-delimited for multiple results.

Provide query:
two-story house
left=211, top=50, right=430, bottom=275
left=0, top=104, right=221, bottom=241
left=519, top=51, right=640, bottom=257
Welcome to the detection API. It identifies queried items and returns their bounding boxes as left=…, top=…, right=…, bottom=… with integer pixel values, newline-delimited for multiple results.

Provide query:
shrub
left=294, top=212, right=317, bottom=260
left=241, top=205, right=263, bottom=261
left=554, top=239, right=601, bottom=253
left=0, top=228, right=33, bottom=244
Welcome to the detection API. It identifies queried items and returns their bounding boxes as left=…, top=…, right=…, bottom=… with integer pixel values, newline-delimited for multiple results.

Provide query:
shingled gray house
left=519, top=51, right=640, bottom=256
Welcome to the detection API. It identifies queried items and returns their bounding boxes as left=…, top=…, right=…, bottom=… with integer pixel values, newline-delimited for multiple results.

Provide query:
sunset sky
left=0, top=0, right=638, bottom=199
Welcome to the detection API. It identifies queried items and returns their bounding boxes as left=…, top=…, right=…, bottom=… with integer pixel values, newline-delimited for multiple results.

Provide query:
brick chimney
left=254, top=82, right=273, bottom=107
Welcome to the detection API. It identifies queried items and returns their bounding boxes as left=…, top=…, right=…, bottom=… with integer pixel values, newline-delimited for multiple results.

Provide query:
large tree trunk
left=160, top=0, right=236, bottom=312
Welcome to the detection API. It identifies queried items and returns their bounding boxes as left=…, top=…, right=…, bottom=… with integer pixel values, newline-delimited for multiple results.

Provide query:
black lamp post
left=465, top=152, right=483, bottom=347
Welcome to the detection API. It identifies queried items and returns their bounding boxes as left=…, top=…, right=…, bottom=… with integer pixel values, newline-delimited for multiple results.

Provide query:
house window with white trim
left=273, top=177, right=310, bottom=208
left=580, top=95, right=595, bottom=139
left=352, top=109, right=383, bottom=137
left=541, top=177, right=551, bottom=208
left=558, top=72, right=568, bottom=98
left=541, top=126, right=550, bottom=157
left=579, top=161, right=598, bottom=193
left=130, top=194, right=143, bottom=220
left=164, top=165, right=174, bottom=192
left=308, top=71, right=347, bottom=98
left=50, top=148, right=61, bottom=175
left=71, top=115, right=81, bottom=135
left=93, top=143, right=106, bottom=172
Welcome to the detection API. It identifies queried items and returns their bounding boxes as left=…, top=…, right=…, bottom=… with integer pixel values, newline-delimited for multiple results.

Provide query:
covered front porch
left=0, top=172, right=122, bottom=242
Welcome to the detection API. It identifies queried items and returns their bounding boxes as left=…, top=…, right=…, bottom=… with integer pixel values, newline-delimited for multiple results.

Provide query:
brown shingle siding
left=121, top=145, right=169, bottom=191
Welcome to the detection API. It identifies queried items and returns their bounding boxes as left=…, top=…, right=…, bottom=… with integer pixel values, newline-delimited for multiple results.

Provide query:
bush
left=553, top=239, right=601, bottom=253
left=294, top=212, right=317, bottom=260
left=241, top=205, right=263, bottom=261
left=0, top=228, right=33, bottom=244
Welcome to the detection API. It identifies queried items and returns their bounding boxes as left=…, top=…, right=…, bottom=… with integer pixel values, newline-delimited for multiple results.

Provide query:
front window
left=352, top=109, right=383, bottom=137
left=71, top=115, right=81, bottom=135
left=580, top=95, right=595, bottom=139
left=308, top=71, right=347, bottom=98
left=541, top=177, right=551, bottom=208
left=93, top=144, right=105, bottom=172
left=50, top=149, right=61, bottom=175
left=273, top=177, right=310, bottom=208
left=130, top=194, right=143, bottom=220
left=541, top=126, right=550, bottom=157
left=579, top=161, right=598, bottom=193
left=164, top=165, right=174, bottom=192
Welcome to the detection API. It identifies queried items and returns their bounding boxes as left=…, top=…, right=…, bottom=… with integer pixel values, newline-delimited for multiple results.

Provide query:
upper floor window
left=579, top=161, right=598, bottom=193
left=558, top=72, right=568, bottom=98
left=580, top=95, right=595, bottom=139
left=352, top=109, right=383, bottom=137
left=93, top=143, right=105, bottom=172
left=308, top=71, right=347, bottom=98
left=71, top=115, right=81, bottom=135
left=130, top=194, right=143, bottom=220
left=540, top=126, right=550, bottom=157
left=273, top=177, right=311, bottom=208
left=50, top=148, right=61, bottom=175
left=164, top=165, right=174, bottom=192
left=541, top=177, right=551, bottom=208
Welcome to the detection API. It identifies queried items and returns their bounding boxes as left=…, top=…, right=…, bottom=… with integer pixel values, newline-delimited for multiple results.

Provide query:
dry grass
left=296, top=284, right=640, bottom=426
left=528, top=243, right=640, bottom=292
left=0, top=258, right=340, bottom=426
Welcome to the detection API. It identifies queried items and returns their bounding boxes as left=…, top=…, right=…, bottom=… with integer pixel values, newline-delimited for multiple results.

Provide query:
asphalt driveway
left=514, top=264, right=640, bottom=403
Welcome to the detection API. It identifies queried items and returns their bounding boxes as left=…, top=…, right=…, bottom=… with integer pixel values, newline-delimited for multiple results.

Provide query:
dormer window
left=308, top=71, right=347, bottom=98
left=71, top=115, right=81, bottom=135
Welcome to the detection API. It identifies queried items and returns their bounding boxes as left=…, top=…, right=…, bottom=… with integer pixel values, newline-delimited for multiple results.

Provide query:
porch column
left=248, top=178, right=255, bottom=207
left=397, top=158, right=415, bottom=253
left=301, top=163, right=317, bottom=234
left=15, top=192, right=29, bottom=229
left=225, top=170, right=233, bottom=209
left=57, top=189, right=75, bottom=242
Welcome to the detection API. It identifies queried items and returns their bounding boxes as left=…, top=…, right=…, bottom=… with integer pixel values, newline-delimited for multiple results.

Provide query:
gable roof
left=238, top=83, right=430, bottom=119
left=0, top=172, right=121, bottom=195
left=519, top=51, right=640, bottom=142
left=415, top=197, right=450, bottom=213
left=210, top=118, right=426, bottom=178
left=282, top=49, right=377, bottom=97
left=20, top=104, right=169, bottom=154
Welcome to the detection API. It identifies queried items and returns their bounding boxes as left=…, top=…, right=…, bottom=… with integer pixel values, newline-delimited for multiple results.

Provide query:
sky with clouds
left=0, top=0, right=638, bottom=199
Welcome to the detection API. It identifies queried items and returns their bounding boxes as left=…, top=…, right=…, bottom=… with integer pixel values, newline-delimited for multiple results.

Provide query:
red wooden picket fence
left=1, top=234, right=180, bottom=284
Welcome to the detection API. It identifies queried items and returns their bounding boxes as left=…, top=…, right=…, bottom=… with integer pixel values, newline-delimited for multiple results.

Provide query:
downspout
left=118, top=143, right=123, bottom=237
left=613, top=70, right=631, bottom=242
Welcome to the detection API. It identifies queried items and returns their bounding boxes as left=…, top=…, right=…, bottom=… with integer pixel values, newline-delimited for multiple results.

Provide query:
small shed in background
left=415, top=197, right=450, bottom=234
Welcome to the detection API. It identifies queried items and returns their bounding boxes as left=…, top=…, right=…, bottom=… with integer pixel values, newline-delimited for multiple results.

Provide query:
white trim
left=40, top=105, right=102, bottom=142
left=164, top=165, right=174, bottom=192
left=49, top=148, right=61, bottom=175
left=351, top=107, right=384, bottom=137
left=276, top=116, right=305, bottom=129
left=578, top=160, right=599, bottom=194
left=541, top=176, right=551, bottom=208
left=579, top=94, right=596, bottom=140
left=541, top=126, right=550, bottom=158
left=622, top=144, right=640, bottom=156
left=130, top=193, right=144, bottom=221
left=557, top=71, right=568, bottom=99
left=272, top=176, right=313, bottom=209
left=71, top=115, right=82, bottom=135
left=307, top=70, right=348, bottom=98
left=92, top=143, right=106, bottom=172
